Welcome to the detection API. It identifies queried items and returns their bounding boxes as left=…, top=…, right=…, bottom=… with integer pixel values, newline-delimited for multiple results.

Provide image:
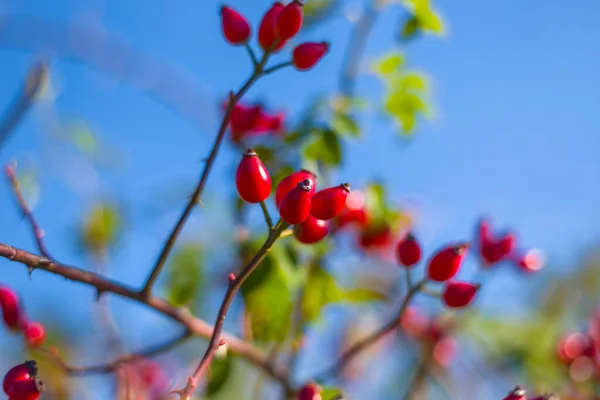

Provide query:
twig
left=4, top=164, right=53, bottom=259
left=39, top=331, right=191, bottom=375
left=245, top=43, right=259, bottom=67
left=314, top=278, right=427, bottom=381
left=0, top=60, right=47, bottom=155
left=174, top=219, right=290, bottom=399
left=401, top=355, right=431, bottom=400
left=263, top=61, right=293, bottom=75
left=140, top=50, right=274, bottom=297
left=0, top=243, right=292, bottom=390
left=259, top=200, right=274, bottom=230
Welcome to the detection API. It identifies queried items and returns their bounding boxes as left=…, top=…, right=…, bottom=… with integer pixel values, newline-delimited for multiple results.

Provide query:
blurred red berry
left=297, top=382, right=322, bottom=400
left=0, top=286, right=25, bottom=331
left=503, top=386, right=527, bottom=400
left=7, top=378, right=44, bottom=400
left=557, top=332, right=588, bottom=364
left=427, top=243, right=470, bottom=282
left=279, top=179, right=313, bottom=224
left=294, top=214, right=329, bottom=244
left=258, top=2, right=287, bottom=51
left=359, top=223, right=393, bottom=250
left=220, top=6, right=251, bottom=45
left=433, top=336, right=457, bottom=367
left=235, top=149, right=272, bottom=204
left=515, top=249, right=545, bottom=273
left=293, top=42, right=329, bottom=71
left=400, top=306, right=429, bottom=338
left=478, top=219, right=516, bottom=265
left=24, top=322, right=45, bottom=348
left=442, top=281, right=479, bottom=308
left=275, top=170, right=317, bottom=208
left=396, top=233, right=421, bottom=268
left=311, top=183, right=350, bottom=220
left=275, top=0, right=303, bottom=41
left=3, top=361, right=37, bottom=395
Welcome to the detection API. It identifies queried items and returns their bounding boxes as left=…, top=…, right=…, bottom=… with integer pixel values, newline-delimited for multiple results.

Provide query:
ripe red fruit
left=275, top=0, right=304, bottom=41
left=310, top=183, right=350, bottom=221
left=297, top=382, right=321, bottom=400
left=3, top=361, right=37, bottom=395
left=396, top=233, right=421, bottom=267
left=503, top=386, right=526, bottom=400
left=258, top=2, right=287, bottom=52
left=7, top=378, right=45, bottom=400
left=481, top=233, right=516, bottom=265
left=359, top=223, right=393, bottom=250
left=442, top=281, right=479, bottom=308
left=293, top=42, right=329, bottom=71
left=24, top=322, right=46, bottom=348
left=279, top=179, right=313, bottom=224
left=426, top=243, right=470, bottom=282
left=294, top=214, right=329, bottom=244
left=275, top=170, right=317, bottom=208
left=220, top=6, right=251, bottom=45
left=235, top=149, right=272, bottom=203
left=0, top=286, right=25, bottom=330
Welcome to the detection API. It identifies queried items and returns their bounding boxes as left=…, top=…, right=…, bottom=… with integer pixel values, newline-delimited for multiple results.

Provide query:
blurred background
left=1, top=0, right=600, bottom=399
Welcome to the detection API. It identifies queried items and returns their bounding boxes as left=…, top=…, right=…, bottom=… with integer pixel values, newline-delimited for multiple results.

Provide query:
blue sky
left=1, top=0, right=600, bottom=396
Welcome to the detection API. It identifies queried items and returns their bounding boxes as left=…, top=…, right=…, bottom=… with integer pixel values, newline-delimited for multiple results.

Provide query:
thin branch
left=4, top=164, right=53, bottom=259
left=259, top=200, right=274, bottom=230
left=263, top=61, right=293, bottom=75
left=140, top=50, right=274, bottom=297
left=0, top=60, right=47, bottom=155
left=245, top=43, right=259, bottom=67
left=0, top=243, right=292, bottom=390
left=40, top=331, right=191, bottom=375
left=401, top=355, right=431, bottom=400
left=174, top=219, right=290, bottom=399
left=314, top=278, right=427, bottom=381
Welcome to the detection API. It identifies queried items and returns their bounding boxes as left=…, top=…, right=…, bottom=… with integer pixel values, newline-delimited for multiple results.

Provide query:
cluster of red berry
left=0, top=285, right=46, bottom=348
left=236, top=149, right=349, bottom=242
left=2, top=361, right=45, bottom=400
left=221, top=1, right=329, bottom=70
left=503, top=386, right=558, bottom=400
left=224, top=100, right=285, bottom=143
left=297, top=382, right=324, bottom=400
left=556, top=309, right=600, bottom=384
left=400, top=308, right=458, bottom=367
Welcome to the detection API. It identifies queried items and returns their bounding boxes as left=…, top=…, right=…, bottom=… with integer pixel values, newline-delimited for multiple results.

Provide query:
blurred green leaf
left=304, top=128, right=342, bottom=166
left=302, top=261, right=342, bottom=323
left=401, top=0, right=445, bottom=35
left=80, top=202, right=122, bottom=255
left=252, top=146, right=276, bottom=164
left=373, top=52, right=404, bottom=75
left=401, top=16, right=421, bottom=41
left=401, top=72, right=429, bottom=91
left=205, top=352, right=233, bottom=395
left=342, top=288, right=388, bottom=303
left=322, top=387, right=344, bottom=400
left=302, top=0, right=338, bottom=32
left=166, top=243, right=203, bottom=307
left=241, top=241, right=294, bottom=342
left=66, top=121, right=98, bottom=155
left=330, top=113, right=360, bottom=138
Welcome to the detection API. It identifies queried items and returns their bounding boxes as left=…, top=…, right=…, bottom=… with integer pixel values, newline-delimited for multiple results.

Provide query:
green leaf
left=241, top=241, right=294, bottom=342
left=302, top=0, right=338, bottom=32
left=166, top=243, right=203, bottom=307
left=322, top=387, right=344, bottom=400
left=373, top=52, right=404, bottom=75
left=304, top=128, right=342, bottom=166
left=301, top=261, right=343, bottom=323
left=330, top=112, right=360, bottom=138
left=205, top=351, right=233, bottom=395
left=342, top=288, right=388, bottom=303
left=401, top=72, right=429, bottom=91
left=252, top=146, right=275, bottom=164
left=401, top=17, right=421, bottom=41
left=80, top=202, right=122, bottom=255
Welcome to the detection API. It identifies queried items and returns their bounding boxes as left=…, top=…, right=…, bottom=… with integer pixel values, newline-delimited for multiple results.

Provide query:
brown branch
left=314, top=278, right=426, bottom=381
left=5, top=164, right=53, bottom=259
left=174, top=219, right=290, bottom=399
left=401, top=354, right=432, bottom=400
left=0, top=243, right=292, bottom=390
left=39, top=331, right=191, bottom=375
left=0, top=60, right=47, bottom=156
left=140, top=50, right=274, bottom=296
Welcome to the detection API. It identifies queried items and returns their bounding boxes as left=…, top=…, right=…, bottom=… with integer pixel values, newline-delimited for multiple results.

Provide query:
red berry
left=235, top=149, right=272, bottom=203
left=310, top=183, right=350, bottom=221
left=0, top=286, right=25, bottom=331
left=220, top=6, right=251, bottom=45
left=442, top=281, right=479, bottom=308
left=503, top=386, right=526, bottom=400
left=399, top=306, right=429, bottom=338
left=24, top=322, right=45, bottom=348
left=359, top=223, right=393, bottom=250
left=3, top=361, right=37, bottom=395
left=258, top=2, right=287, bottom=51
left=557, top=332, right=587, bottom=364
left=426, top=243, right=470, bottom=282
left=279, top=179, right=313, bottom=224
left=515, top=249, right=545, bottom=273
left=396, top=233, right=421, bottom=268
left=275, top=0, right=303, bottom=41
left=297, top=382, right=321, bottom=400
left=7, top=377, right=45, bottom=400
left=293, top=42, right=329, bottom=71
left=432, top=337, right=457, bottom=367
left=294, top=214, right=329, bottom=244
left=275, top=170, right=317, bottom=208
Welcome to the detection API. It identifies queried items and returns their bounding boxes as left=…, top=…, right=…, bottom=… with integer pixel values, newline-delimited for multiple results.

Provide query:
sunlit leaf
left=302, top=261, right=342, bottom=323
left=166, top=243, right=203, bottom=307
left=322, top=387, right=344, bottom=400
left=304, top=128, right=342, bottom=166
left=401, top=72, right=429, bottom=91
left=330, top=113, right=360, bottom=138
left=342, top=288, right=388, bottom=303
left=373, top=52, right=404, bottom=75
left=80, top=202, right=122, bottom=255
left=302, top=0, right=338, bottom=32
